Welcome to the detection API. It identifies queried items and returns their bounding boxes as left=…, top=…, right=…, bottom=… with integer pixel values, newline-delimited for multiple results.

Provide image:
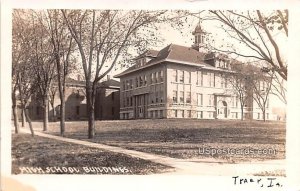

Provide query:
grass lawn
left=12, top=133, right=174, bottom=174
left=38, top=119, right=286, bottom=163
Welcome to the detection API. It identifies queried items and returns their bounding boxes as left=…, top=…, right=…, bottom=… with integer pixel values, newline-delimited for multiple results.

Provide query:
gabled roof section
left=115, top=44, right=213, bottom=78
left=62, top=78, right=120, bottom=89
left=164, top=44, right=207, bottom=64
left=98, top=79, right=120, bottom=89
left=133, top=49, right=159, bottom=60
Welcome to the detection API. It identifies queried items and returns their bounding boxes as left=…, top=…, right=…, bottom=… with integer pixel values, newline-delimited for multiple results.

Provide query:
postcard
left=1, top=0, right=300, bottom=190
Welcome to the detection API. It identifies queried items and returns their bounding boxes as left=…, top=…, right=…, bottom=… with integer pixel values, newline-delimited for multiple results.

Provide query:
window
left=257, top=113, right=260, bottom=119
left=173, top=70, right=178, bottom=82
left=232, top=96, right=238, bottom=108
left=136, top=77, right=139, bottom=87
left=181, top=110, right=185, bottom=118
left=142, top=58, right=146, bottom=66
left=130, top=79, right=133, bottom=89
left=180, top=91, right=184, bottom=103
left=186, top=92, right=191, bottom=104
left=178, top=110, right=182, bottom=118
left=123, top=81, right=126, bottom=90
left=136, top=59, right=141, bottom=67
left=76, top=106, right=80, bottom=115
left=155, top=72, right=159, bottom=83
left=208, top=95, right=214, bottom=106
left=197, top=71, right=202, bottom=86
left=179, top=70, right=184, bottom=83
left=174, top=110, right=177, bottom=118
left=195, top=35, right=200, bottom=44
left=173, top=91, right=177, bottom=103
left=144, top=75, right=147, bottom=86
left=160, top=71, right=164, bottom=82
left=187, top=110, right=191, bottom=118
left=130, top=97, right=133, bottom=106
left=160, top=90, right=164, bottom=103
left=197, top=111, right=203, bottom=119
left=208, top=72, right=215, bottom=87
left=221, top=76, right=225, bottom=88
left=197, top=93, right=203, bottom=106
left=139, top=76, right=143, bottom=87
left=160, top=110, right=163, bottom=118
left=208, top=111, right=213, bottom=118
left=212, top=73, right=215, bottom=87
left=187, top=71, right=191, bottom=83
left=150, top=73, right=154, bottom=84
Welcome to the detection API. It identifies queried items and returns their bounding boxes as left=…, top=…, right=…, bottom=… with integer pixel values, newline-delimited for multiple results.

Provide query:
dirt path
left=19, top=128, right=285, bottom=176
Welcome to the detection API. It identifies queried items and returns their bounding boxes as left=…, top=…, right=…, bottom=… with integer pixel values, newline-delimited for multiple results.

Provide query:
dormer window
left=136, top=58, right=146, bottom=68
left=139, top=76, right=143, bottom=86
left=216, top=58, right=229, bottom=69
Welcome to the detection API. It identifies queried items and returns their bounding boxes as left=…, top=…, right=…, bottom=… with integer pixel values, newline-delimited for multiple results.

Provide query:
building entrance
left=134, top=94, right=148, bottom=119
left=217, top=100, right=228, bottom=119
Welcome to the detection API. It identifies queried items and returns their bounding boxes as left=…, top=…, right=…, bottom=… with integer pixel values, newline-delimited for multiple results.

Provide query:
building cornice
left=115, top=58, right=235, bottom=78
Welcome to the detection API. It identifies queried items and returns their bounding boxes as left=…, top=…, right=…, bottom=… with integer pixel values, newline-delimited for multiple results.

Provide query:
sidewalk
left=19, top=129, right=285, bottom=176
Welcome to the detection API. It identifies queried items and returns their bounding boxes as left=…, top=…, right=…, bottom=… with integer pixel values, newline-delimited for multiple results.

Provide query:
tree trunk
left=43, top=95, right=49, bottom=131
left=55, top=53, right=66, bottom=136
left=240, top=102, right=244, bottom=121
left=57, top=82, right=66, bottom=136
left=24, top=106, right=34, bottom=137
left=12, top=92, right=19, bottom=134
left=21, top=109, right=26, bottom=127
left=60, top=96, right=66, bottom=136
left=262, top=109, right=266, bottom=122
left=50, top=103, right=56, bottom=121
left=86, top=86, right=95, bottom=139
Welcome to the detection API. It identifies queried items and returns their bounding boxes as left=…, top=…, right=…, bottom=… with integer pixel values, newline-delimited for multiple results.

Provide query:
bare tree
left=28, top=10, right=58, bottom=131
left=248, top=66, right=274, bottom=122
left=226, top=62, right=253, bottom=120
left=12, top=68, right=20, bottom=133
left=193, top=10, right=288, bottom=105
left=46, top=10, right=76, bottom=136
left=12, top=10, right=35, bottom=133
left=208, top=10, right=287, bottom=80
left=61, top=10, right=170, bottom=138
left=270, top=72, right=286, bottom=104
left=17, top=62, right=38, bottom=136
left=12, top=16, right=22, bottom=133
